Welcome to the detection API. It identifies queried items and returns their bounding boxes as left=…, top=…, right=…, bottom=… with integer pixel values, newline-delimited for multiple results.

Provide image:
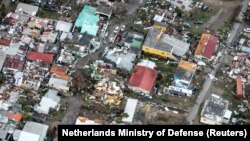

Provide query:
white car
left=244, top=28, right=250, bottom=33
left=121, top=25, right=126, bottom=32
left=114, top=26, right=120, bottom=33
left=249, top=2, right=250, bottom=6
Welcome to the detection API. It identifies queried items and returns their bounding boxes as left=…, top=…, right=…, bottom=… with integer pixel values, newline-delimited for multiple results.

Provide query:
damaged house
left=165, top=60, right=197, bottom=97
left=142, top=23, right=189, bottom=60
left=15, top=51, right=54, bottom=90
left=93, top=79, right=123, bottom=106
left=195, top=34, right=218, bottom=61
left=200, top=94, right=232, bottom=125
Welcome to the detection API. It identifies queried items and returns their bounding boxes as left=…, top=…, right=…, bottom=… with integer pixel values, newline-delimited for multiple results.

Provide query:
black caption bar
left=58, top=125, right=249, bottom=140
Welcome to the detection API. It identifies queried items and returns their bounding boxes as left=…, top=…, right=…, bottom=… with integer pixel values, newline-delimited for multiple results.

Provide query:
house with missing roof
left=163, top=60, right=197, bottom=97
left=15, top=51, right=54, bottom=90
left=128, top=65, right=158, bottom=98
left=200, top=94, right=232, bottom=125
left=142, top=23, right=190, bottom=60
left=3, top=55, right=25, bottom=74
left=104, top=48, right=137, bottom=72
left=173, top=60, right=197, bottom=88
left=123, top=32, right=144, bottom=56
left=195, top=34, right=218, bottom=61
left=96, top=5, right=113, bottom=19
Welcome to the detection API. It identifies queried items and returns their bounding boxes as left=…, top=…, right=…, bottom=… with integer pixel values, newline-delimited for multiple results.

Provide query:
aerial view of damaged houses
left=0, top=0, right=250, bottom=140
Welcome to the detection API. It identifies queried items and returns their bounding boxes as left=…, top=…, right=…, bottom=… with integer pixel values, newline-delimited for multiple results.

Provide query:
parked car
left=114, top=26, right=120, bottom=33
left=195, top=2, right=200, bottom=8
left=121, top=25, right=126, bottom=32
left=244, top=28, right=250, bottom=33
left=183, top=22, right=191, bottom=28
left=194, top=20, right=204, bottom=24
left=198, top=2, right=204, bottom=9
left=202, top=5, right=209, bottom=11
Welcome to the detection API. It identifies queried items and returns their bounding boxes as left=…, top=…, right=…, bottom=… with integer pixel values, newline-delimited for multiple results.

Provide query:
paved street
left=186, top=0, right=247, bottom=124
left=237, top=0, right=250, bottom=21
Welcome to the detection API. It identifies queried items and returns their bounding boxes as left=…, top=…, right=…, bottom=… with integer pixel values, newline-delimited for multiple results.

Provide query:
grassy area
left=191, top=8, right=219, bottom=22
left=156, top=61, right=177, bottom=87
left=37, top=9, right=62, bottom=20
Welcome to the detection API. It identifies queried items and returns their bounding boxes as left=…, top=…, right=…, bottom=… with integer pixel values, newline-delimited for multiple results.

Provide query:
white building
left=200, top=94, right=232, bottom=125
left=15, top=122, right=49, bottom=141
left=34, top=89, right=60, bottom=114
left=122, top=98, right=138, bottom=124
left=48, top=77, right=70, bottom=92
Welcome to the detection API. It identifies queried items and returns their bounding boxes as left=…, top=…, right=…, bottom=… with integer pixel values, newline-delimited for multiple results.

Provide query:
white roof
left=14, top=71, right=24, bottom=86
left=15, top=3, right=39, bottom=16
left=18, top=131, right=40, bottom=141
left=223, top=110, right=232, bottom=119
left=122, top=98, right=138, bottom=123
left=34, top=97, right=59, bottom=114
left=137, top=60, right=156, bottom=69
left=162, top=34, right=190, bottom=57
left=6, top=43, right=20, bottom=56
left=0, top=54, right=7, bottom=71
left=13, top=129, right=22, bottom=141
left=22, top=122, right=48, bottom=141
left=153, top=14, right=164, bottom=22
left=56, top=21, right=73, bottom=32
left=45, top=89, right=60, bottom=102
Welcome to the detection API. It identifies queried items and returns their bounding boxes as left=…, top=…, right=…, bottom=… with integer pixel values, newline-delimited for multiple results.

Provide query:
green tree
left=23, top=105, right=31, bottom=112
left=175, top=7, right=183, bottom=18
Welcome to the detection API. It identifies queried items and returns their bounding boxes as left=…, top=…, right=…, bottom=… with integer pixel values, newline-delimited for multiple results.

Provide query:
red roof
left=203, top=35, right=218, bottom=59
left=0, top=38, right=11, bottom=46
left=27, top=51, right=54, bottom=63
left=4, top=56, right=25, bottom=71
left=128, top=65, right=158, bottom=93
left=50, top=65, right=68, bottom=75
left=236, top=76, right=243, bottom=99
left=7, top=111, right=22, bottom=122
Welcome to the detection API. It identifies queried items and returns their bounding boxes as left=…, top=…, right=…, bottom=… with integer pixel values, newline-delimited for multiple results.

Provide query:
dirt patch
left=204, top=0, right=242, bottom=32
left=148, top=110, right=187, bottom=125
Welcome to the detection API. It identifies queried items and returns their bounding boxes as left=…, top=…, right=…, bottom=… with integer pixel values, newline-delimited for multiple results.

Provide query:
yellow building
left=142, top=24, right=176, bottom=59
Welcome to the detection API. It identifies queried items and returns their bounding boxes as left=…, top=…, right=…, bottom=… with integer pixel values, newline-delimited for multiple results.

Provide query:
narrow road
left=60, top=94, right=83, bottom=124
left=237, top=0, right=250, bottom=21
left=186, top=1, right=244, bottom=124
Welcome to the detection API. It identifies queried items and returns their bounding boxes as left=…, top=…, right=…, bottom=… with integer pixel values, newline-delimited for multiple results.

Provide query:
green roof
left=81, top=24, right=99, bottom=36
left=131, top=39, right=142, bottom=48
left=75, top=5, right=99, bottom=36
left=82, top=5, right=97, bottom=15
